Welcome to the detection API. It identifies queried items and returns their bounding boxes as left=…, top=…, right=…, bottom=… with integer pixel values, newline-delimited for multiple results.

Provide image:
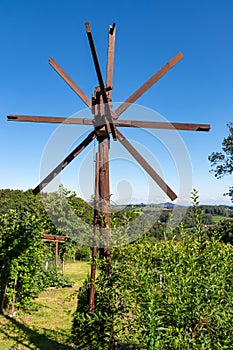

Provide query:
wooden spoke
left=85, top=22, right=117, bottom=140
left=33, top=130, right=96, bottom=195
left=114, top=52, right=184, bottom=118
left=7, top=114, right=93, bottom=125
left=49, top=57, right=91, bottom=109
left=116, top=128, right=177, bottom=201
left=85, top=22, right=107, bottom=96
left=106, top=23, right=116, bottom=101
left=116, top=120, right=211, bottom=132
left=8, top=115, right=210, bottom=132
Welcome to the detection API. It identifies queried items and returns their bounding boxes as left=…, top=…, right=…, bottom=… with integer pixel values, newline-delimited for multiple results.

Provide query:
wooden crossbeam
left=7, top=115, right=94, bottom=125
left=117, top=120, right=210, bottom=131
left=7, top=115, right=210, bottom=132
left=43, top=234, right=67, bottom=242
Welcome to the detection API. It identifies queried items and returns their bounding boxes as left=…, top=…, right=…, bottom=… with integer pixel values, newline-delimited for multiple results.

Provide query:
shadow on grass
left=0, top=315, right=74, bottom=350
left=114, top=343, right=141, bottom=350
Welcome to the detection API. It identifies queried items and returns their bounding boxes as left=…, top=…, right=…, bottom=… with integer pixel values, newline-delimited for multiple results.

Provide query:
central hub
left=92, top=86, right=111, bottom=140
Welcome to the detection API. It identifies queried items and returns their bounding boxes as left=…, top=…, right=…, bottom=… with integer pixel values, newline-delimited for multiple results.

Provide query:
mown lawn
left=0, top=261, right=90, bottom=350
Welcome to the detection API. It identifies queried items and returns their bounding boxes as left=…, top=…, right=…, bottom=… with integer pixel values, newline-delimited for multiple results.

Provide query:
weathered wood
left=89, top=152, right=100, bottom=314
left=7, top=115, right=94, bottom=125
left=49, top=57, right=92, bottom=109
left=117, top=120, right=211, bottom=131
left=33, top=130, right=95, bottom=194
left=42, top=234, right=67, bottom=275
left=7, top=115, right=210, bottom=132
left=11, top=277, right=18, bottom=315
left=114, top=52, right=184, bottom=118
left=99, top=136, right=111, bottom=259
left=55, top=241, right=59, bottom=268
left=106, top=23, right=116, bottom=101
left=43, top=234, right=67, bottom=242
left=116, top=128, right=177, bottom=201
left=85, top=22, right=117, bottom=140
left=85, top=22, right=107, bottom=96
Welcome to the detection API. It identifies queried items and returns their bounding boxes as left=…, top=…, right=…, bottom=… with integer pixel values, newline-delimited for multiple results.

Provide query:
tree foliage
left=207, top=218, right=233, bottom=244
left=209, top=122, right=233, bottom=201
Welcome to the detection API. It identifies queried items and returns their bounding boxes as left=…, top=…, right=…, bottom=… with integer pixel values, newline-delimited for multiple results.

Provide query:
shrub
left=72, top=231, right=233, bottom=349
left=0, top=210, right=45, bottom=312
left=37, top=267, right=73, bottom=289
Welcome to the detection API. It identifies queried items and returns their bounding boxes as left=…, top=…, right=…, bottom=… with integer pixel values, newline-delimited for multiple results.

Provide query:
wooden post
left=62, top=259, right=65, bottom=276
left=89, top=152, right=100, bottom=314
left=11, top=277, right=18, bottom=315
left=99, top=136, right=111, bottom=260
left=55, top=241, right=59, bottom=269
left=1, top=284, right=7, bottom=312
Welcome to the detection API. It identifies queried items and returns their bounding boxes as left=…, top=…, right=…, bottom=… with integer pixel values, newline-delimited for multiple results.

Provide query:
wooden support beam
left=33, top=130, right=95, bottom=194
left=106, top=23, right=116, bottom=101
left=116, top=128, right=177, bottom=201
left=55, top=241, right=59, bottom=269
left=49, top=57, right=92, bottom=109
left=98, top=136, right=111, bottom=259
left=89, top=151, right=100, bottom=314
left=85, top=22, right=117, bottom=140
left=42, top=234, right=67, bottom=242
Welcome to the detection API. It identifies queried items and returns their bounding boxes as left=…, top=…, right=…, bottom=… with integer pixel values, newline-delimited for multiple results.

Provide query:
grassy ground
left=0, top=261, right=90, bottom=350
left=212, top=215, right=233, bottom=223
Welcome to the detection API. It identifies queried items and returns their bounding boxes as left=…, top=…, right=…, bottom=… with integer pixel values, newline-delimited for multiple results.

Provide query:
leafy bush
left=0, top=210, right=45, bottom=312
left=72, top=227, right=233, bottom=348
left=75, top=245, right=91, bottom=261
left=37, top=267, right=73, bottom=289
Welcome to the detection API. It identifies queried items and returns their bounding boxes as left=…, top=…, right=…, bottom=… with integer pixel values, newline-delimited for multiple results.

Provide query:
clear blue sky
left=0, top=0, right=232, bottom=205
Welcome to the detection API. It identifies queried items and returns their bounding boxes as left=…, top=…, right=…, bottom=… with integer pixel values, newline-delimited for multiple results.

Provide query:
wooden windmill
left=8, top=22, right=210, bottom=313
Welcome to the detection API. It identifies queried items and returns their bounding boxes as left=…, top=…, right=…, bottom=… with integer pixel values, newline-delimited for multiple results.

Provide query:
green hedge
left=72, top=230, right=233, bottom=349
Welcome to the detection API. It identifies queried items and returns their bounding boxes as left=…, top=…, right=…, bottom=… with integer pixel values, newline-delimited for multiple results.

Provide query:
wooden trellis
left=43, top=234, right=67, bottom=274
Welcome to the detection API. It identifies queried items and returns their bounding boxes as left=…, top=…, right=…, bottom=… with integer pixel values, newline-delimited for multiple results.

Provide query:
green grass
left=211, top=215, right=233, bottom=223
left=0, top=261, right=90, bottom=350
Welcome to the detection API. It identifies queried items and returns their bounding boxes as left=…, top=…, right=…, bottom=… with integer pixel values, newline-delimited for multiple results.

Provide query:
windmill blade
left=33, top=130, right=96, bottom=195
left=8, top=115, right=210, bottom=132
left=116, top=120, right=211, bottom=132
left=85, top=22, right=108, bottom=96
left=7, top=115, right=94, bottom=125
left=49, top=57, right=92, bottom=109
left=114, top=52, right=184, bottom=118
left=85, top=22, right=117, bottom=140
left=106, top=23, right=116, bottom=101
left=116, top=128, right=177, bottom=201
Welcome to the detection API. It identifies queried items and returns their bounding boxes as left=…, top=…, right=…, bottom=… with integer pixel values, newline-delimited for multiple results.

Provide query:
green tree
left=209, top=122, right=233, bottom=201
left=0, top=209, right=45, bottom=312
